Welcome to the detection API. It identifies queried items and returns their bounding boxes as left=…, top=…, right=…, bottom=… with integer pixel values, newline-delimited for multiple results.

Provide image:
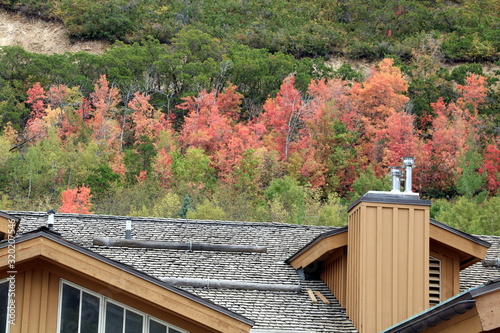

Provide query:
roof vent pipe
left=125, top=220, right=132, bottom=239
left=389, top=166, right=402, bottom=193
left=402, top=157, right=415, bottom=193
left=47, top=209, right=55, bottom=230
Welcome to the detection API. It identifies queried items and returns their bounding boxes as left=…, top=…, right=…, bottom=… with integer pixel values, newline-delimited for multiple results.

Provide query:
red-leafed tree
left=416, top=74, right=487, bottom=196
left=59, top=186, right=93, bottom=214
left=255, top=75, right=309, bottom=161
left=154, top=148, right=174, bottom=188
left=178, top=86, right=254, bottom=181
left=345, top=59, right=412, bottom=175
left=26, top=82, right=46, bottom=117
left=178, top=89, right=233, bottom=153
left=88, top=75, right=122, bottom=150
left=129, top=92, right=170, bottom=145
left=480, top=144, right=500, bottom=195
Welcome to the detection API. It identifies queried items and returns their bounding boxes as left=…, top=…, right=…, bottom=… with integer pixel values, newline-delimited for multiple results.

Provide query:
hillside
left=0, top=2, right=499, bottom=234
left=0, top=9, right=108, bottom=54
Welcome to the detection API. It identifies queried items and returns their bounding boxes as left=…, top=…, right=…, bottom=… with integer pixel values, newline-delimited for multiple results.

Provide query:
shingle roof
left=8, top=211, right=358, bottom=333
left=7, top=211, right=500, bottom=332
left=461, top=234, right=500, bottom=290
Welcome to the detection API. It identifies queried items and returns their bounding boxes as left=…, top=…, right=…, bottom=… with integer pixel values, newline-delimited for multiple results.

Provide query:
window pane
left=105, top=302, right=124, bottom=333
left=60, top=284, right=81, bottom=333
left=0, top=281, right=8, bottom=333
left=149, top=320, right=166, bottom=333
left=125, top=310, right=143, bottom=333
left=80, top=292, right=100, bottom=333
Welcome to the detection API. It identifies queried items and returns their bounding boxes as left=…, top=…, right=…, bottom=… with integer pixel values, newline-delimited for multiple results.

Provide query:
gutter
left=382, top=278, right=500, bottom=333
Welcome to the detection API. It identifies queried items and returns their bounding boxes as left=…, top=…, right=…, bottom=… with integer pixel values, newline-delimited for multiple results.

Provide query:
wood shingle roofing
left=6, top=211, right=500, bottom=332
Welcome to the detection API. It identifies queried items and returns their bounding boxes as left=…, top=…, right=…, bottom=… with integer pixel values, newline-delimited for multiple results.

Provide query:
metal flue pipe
left=389, top=166, right=402, bottom=193
left=93, top=237, right=267, bottom=253
left=402, top=157, right=415, bottom=193
left=160, top=277, right=301, bottom=292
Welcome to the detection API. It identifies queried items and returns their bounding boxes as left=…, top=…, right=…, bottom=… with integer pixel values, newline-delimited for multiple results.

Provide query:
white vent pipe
left=402, top=157, right=415, bottom=193
left=389, top=167, right=402, bottom=193
left=47, top=209, right=55, bottom=230
left=125, top=220, right=132, bottom=239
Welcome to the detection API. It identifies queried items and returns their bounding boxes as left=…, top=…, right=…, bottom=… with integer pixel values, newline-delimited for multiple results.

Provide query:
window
left=58, top=281, right=187, bottom=333
left=0, top=280, right=9, bottom=333
left=429, top=256, right=441, bottom=307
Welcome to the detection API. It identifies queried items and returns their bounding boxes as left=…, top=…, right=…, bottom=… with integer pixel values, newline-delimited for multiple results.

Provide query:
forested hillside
left=0, top=0, right=499, bottom=235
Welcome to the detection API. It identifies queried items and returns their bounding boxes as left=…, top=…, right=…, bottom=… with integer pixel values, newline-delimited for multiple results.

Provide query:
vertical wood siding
left=346, top=202, right=430, bottom=333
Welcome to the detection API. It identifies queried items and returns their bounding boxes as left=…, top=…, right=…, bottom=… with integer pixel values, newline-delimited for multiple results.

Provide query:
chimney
left=125, top=219, right=132, bottom=239
left=47, top=209, right=55, bottom=230
left=346, top=158, right=431, bottom=333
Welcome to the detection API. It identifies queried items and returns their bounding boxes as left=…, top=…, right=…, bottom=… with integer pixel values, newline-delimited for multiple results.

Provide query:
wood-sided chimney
left=346, top=158, right=431, bottom=333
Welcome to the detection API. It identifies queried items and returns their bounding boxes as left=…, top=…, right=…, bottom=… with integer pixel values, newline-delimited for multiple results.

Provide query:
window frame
left=57, top=280, right=188, bottom=333
left=0, top=278, right=10, bottom=333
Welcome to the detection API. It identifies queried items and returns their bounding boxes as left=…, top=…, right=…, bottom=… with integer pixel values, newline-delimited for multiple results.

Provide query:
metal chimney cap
left=402, top=156, right=415, bottom=167
left=47, top=209, right=55, bottom=215
left=389, top=166, right=402, bottom=176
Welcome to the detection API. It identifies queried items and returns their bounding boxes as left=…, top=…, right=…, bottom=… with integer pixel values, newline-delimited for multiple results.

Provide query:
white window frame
left=0, top=278, right=10, bottom=333
left=57, top=279, right=188, bottom=333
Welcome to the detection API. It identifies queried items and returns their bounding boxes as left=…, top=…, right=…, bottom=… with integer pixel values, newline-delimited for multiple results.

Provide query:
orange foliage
left=480, top=145, right=500, bottom=195
left=59, top=186, right=93, bottom=214
left=129, top=92, right=170, bottom=145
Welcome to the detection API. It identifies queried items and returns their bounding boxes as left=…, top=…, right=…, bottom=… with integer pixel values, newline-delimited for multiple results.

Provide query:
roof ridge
left=5, top=210, right=339, bottom=230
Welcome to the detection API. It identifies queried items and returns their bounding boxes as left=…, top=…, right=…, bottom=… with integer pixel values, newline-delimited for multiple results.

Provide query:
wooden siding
left=429, top=224, right=488, bottom=269
left=346, top=201, right=430, bottom=333
left=430, top=241, right=461, bottom=300
left=1, top=259, right=249, bottom=333
left=288, top=232, right=348, bottom=270
left=319, top=247, right=347, bottom=307
left=475, top=288, right=500, bottom=331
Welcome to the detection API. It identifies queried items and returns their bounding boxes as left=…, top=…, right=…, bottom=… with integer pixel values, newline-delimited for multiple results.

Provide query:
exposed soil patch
left=0, top=9, right=109, bottom=54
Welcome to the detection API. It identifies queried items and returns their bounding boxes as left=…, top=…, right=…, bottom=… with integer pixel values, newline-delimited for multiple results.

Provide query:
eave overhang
left=286, top=226, right=348, bottom=269
left=0, top=211, right=20, bottom=240
left=0, top=227, right=254, bottom=332
left=430, top=219, right=490, bottom=269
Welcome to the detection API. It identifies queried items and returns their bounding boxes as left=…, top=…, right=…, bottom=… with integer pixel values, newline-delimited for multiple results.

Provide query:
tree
left=347, top=58, right=412, bottom=174
left=481, top=144, right=500, bottom=196
left=256, top=75, right=307, bottom=161
left=416, top=74, right=487, bottom=198
left=59, top=185, right=93, bottom=214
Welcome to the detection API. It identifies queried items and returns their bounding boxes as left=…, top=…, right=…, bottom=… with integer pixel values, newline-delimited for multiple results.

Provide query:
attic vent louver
left=47, top=209, right=55, bottom=230
left=125, top=219, right=132, bottom=239
left=429, top=256, right=441, bottom=306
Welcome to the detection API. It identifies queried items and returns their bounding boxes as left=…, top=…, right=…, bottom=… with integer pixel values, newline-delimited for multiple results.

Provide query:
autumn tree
left=59, top=185, right=93, bottom=214
left=256, top=75, right=307, bottom=161
left=481, top=144, right=500, bottom=196
left=347, top=58, right=414, bottom=174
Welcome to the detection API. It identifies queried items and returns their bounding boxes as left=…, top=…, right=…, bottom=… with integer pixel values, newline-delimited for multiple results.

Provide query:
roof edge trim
left=285, top=226, right=348, bottom=264
left=430, top=219, right=491, bottom=248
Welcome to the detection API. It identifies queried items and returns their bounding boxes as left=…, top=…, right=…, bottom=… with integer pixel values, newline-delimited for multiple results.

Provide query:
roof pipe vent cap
left=402, top=157, right=415, bottom=193
left=47, top=209, right=55, bottom=230
left=125, top=219, right=132, bottom=239
left=389, top=166, right=402, bottom=193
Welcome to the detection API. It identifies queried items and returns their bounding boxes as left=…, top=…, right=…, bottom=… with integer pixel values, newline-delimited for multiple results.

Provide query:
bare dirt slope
left=0, top=9, right=109, bottom=54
